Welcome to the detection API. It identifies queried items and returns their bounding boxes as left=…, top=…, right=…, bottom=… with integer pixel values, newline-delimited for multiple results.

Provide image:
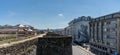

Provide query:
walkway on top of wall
left=0, top=33, right=46, bottom=48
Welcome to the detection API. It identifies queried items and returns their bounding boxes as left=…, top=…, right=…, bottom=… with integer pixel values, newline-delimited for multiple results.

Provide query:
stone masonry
left=0, top=33, right=72, bottom=55
left=37, top=32, right=72, bottom=55
left=0, top=38, right=38, bottom=55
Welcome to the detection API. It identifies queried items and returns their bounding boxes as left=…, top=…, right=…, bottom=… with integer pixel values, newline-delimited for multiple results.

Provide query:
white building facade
left=65, top=16, right=92, bottom=43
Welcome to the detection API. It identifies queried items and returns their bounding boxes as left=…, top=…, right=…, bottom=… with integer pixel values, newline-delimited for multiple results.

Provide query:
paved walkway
left=0, top=34, right=46, bottom=48
left=72, top=45, right=95, bottom=55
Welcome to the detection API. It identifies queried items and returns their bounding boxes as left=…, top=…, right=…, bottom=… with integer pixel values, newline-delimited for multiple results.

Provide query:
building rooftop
left=90, top=11, right=120, bottom=22
left=69, top=16, right=92, bottom=25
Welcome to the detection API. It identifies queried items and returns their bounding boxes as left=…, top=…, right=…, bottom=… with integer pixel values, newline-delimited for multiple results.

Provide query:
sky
left=0, top=0, right=120, bottom=29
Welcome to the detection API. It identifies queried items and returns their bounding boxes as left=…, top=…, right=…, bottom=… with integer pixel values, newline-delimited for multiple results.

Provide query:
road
left=72, top=45, right=95, bottom=55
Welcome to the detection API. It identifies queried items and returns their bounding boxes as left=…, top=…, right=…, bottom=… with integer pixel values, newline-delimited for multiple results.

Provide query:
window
left=107, top=42, right=110, bottom=45
left=106, top=28, right=110, bottom=32
left=111, top=21, right=117, bottom=24
left=104, top=22, right=107, bottom=25
left=110, top=42, right=115, bottom=47
left=104, top=28, right=107, bottom=31
left=106, top=21, right=110, bottom=24
left=103, top=35, right=107, bottom=38
left=103, top=28, right=110, bottom=32
left=107, top=35, right=110, bottom=38
left=110, top=28, right=116, bottom=32
left=99, top=22, right=101, bottom=26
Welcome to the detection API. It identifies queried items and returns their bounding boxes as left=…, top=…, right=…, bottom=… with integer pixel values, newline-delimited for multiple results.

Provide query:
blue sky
left=0, top=0, right=120, bottom=29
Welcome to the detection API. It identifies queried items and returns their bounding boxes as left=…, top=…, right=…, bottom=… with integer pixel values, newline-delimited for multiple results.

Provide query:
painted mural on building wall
left=65, top=16, right=92, bottom=44
left=77, top=25, right=89, bottom=43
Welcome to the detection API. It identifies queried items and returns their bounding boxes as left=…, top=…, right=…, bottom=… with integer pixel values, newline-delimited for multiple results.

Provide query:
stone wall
left=0, top=38, right=38, bottom=55
left=37, top=33, right=72, bottom=55
left=0, top=33, right=72, bottom=55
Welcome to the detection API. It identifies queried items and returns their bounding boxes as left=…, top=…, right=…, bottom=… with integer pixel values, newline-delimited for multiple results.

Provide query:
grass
left=0, top=39, right=18, bottom=44
left=0, top=34, right=19, bottom=44
left=5, top=34, right=16, bottom=39
left=0, top=34, right=38, bottom=44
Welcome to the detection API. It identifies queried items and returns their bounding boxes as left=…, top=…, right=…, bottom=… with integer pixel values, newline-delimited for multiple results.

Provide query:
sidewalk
left=0, top=34, right=46, bottom=48
left=72, top=44, right=95, bottom=55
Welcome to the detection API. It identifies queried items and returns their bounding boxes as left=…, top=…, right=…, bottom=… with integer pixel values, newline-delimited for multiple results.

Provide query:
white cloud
left=58, top=13, right=63, bottom=17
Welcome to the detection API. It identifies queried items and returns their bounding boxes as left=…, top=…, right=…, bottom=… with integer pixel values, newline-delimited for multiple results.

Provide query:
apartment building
left=65, top=16, right=92, bottom=44
left=89, top=12, right=120, bottom=55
